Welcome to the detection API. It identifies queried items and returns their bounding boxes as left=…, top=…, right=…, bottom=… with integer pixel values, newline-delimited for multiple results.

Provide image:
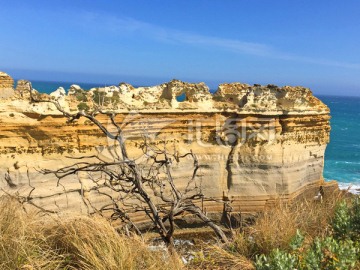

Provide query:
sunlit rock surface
left=0, top=72, right=14, bottom=99
left=0, top=71, right=334, bottom=220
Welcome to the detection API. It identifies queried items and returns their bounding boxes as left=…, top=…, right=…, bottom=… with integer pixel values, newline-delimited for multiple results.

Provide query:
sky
left=0, top=0, right=360, bottom=96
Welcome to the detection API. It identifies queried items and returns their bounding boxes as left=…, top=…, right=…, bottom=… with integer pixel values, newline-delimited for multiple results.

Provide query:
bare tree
left=28, top=88, right=228, bottom=251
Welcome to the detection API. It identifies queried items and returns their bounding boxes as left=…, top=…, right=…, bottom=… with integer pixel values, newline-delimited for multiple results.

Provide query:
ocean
left=28, top=80, right=103, bottom=92
left=29, top=81, right=360, bottom=193
left=320, top=95, right=360, bottom=193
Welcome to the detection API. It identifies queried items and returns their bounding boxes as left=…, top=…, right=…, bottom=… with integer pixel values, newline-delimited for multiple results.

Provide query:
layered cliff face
left=0, top=72, right=14, bottom=99
left=0, top=72, right=332, bottom=217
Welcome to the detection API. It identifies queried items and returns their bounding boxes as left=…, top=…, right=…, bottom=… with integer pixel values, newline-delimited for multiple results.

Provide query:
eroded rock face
left=161, top=79, right=213, bottom=102
left=0, top=72, right=14, bottom=88
left=213, top=83, right=329, bottom=113
left=0, top=72, right=14, bottom=99
left=0, top=71, right=333, bottom=218
left=15, top=80, right=32, bottom=99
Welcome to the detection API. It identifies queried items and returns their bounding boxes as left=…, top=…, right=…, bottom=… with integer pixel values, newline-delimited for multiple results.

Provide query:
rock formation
left=0, top=71, right=335, bottom=219
left=0, top=72, right=14, bottom=99
left=0, top=71, right=14, bottom=88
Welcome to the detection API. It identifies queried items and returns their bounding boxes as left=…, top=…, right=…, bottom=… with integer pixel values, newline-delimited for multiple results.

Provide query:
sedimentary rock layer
left=0, top=71, right=332, bottom=218
left=0, top=72, right=14, bottom=99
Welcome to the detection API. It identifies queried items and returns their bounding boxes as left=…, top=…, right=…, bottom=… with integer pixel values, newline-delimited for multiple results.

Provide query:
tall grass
left=47, top=217, right=182, bottom=270
left=0, top=196, right=64, bottom=269
left=188, top=244, right=255, bottom=270
left=1, top=190, right=351, bottom=270
left=189, top=190, right=349, bottom=269
left=248, top=190, right=345, bottom=254
left=0, top=196, right=182, bottom=270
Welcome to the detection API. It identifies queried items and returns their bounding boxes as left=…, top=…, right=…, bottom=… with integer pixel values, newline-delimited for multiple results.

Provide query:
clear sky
left=0, top=0, right=359, bottom=96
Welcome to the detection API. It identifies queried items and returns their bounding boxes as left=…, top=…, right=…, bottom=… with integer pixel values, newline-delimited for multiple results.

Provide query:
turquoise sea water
left=28, top=80, right=102, bottom=92
left=30, top=81, right=360, bottom=191
left=320, top=95, right=360, bottom=193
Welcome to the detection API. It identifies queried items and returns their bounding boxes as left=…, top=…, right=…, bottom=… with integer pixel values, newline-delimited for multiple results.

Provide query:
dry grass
left=237, top=190, right=347, bottom=256
left=0, top=196, right=64, bottom=269
left=189, top=189, right=349, bottom=269
left=0, top=196, right=182, bottom=270
left=47, top=216, right=182, bottom=270
left=0, top=190, right=350, bottom=269
left=188, top=244, right=255, bottom=270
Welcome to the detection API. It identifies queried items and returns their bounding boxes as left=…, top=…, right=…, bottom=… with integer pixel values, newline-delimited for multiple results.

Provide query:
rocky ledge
left=0, top=71, right=335, bottom=219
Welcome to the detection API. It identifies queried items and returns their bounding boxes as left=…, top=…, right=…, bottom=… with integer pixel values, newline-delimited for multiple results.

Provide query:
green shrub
left=255, top=249, right=297, bottom=270
left=289, top=229, right=305, bottom=251
left=255, top=230, right=359, bottom=270
left=93, top=90, right=108, bottom=105
left=74, top=89, right=88, bottom=102
left=303, top=237, right=358, bottom=270
left=332, top=196, right=360, bottom=240
left=255, top=230, right=303, bottom=270
left=77, top=102, right=89, bottom=111
left=111, top=91, right=120, bottom=103
left=92, top=90, right=121, bottom=106
left=332, top=201, right=352, bottom=238
left=351, top=197, right=360, bottom=238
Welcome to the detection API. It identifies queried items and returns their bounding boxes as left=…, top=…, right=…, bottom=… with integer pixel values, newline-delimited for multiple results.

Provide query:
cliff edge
left=0, top=71, right=334, bottom=218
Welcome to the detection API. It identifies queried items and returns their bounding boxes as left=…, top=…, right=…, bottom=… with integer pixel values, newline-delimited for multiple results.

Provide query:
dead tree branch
left=28, top=86, right=228, bottom=250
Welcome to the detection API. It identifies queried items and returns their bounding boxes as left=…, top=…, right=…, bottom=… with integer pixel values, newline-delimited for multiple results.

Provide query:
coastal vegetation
left=1, top=192, right=360, bottom=269
left=77, top=102, right=89, bottom=111
left=74, top=88, right=88, bottom=103
left=0, top=196, right=181, bottom=270
left=189, top=192, right=360, bottom=269
left=92, top=89, right=121, bottom=106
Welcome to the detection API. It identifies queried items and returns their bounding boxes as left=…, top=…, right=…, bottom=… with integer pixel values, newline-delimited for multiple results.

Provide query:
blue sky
left=0, top=0, right=359, bottom=96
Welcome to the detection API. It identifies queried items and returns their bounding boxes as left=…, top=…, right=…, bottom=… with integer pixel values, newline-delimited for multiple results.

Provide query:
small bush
left=332, top=201, right=352, bottom=238
left=255, top=249, right=297, bottom=270
left=75, top=89, right=88, bottom=102
left=77, top=102, right=89, bottom=111
left=93, top=90, right=108, bottom=105
left=93, top=90, right=120, bottom=106
left=332, top=196, right=360, bottom=240
left=303, top=237, right=358, bottom=270
left=111, top=91, right=120, bottom=103
left=255, top=233, right=358, bottom=270
left=255, top=230, right=303, bottom=270
left=352, top=197, right=360, bottom=236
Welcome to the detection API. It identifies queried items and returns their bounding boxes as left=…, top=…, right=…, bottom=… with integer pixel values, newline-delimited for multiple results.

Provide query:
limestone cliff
left=0, top=72, right=14, bottom=99
left=0, top=72, right=334, bottom=218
